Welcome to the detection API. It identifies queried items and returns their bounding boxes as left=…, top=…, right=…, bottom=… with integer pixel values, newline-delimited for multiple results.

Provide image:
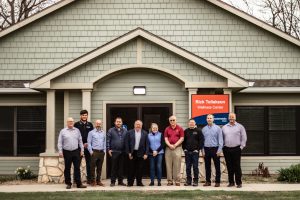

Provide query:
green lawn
left=1, top=191, right=300, bottom=200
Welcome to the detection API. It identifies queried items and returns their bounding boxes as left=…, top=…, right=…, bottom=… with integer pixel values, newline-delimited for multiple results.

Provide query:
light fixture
left=133, top=86, right=146, bottom=95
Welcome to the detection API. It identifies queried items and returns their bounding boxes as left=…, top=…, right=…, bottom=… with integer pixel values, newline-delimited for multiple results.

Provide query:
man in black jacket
left=106, top=117, right=127, bottom=186
left=74, top=110, right=94, bottom=184
left=125, top=120, right=149, bottom=186
left=182, top=119, right=204, bottom=186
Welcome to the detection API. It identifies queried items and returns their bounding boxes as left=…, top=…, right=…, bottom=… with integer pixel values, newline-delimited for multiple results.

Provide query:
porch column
left=188, top=88, right=198, bottom=118
left=223, top=89, right=233, bottom=112
left=44, top=89, right=56, bottom=154
left=82, top=89, right=92, bottom=120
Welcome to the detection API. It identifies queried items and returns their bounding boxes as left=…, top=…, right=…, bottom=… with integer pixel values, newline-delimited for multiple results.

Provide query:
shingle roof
left=0, top=80, right=30, bottom=88
left=250, top=80, right=300, bottom=87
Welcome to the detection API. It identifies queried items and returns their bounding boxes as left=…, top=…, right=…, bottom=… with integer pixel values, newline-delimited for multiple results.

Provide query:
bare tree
left=0, top=0, right=60, bottom=31
left=223, top=0, right=300, bottom=39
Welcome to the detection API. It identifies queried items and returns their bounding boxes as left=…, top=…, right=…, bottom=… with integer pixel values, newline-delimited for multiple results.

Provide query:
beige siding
left=241, top=157, right=300, bottom=174
left=68, top=90, right=82, bottom=122
left=91, top=69, right=188, bottom=127
left=0, top=94, right=46, bottom=105
left=0, top=0, right=299, bottom=80
left=233, top=93, right=300, bottom=106
left=0, top=157, right=39, bottom=175
left=53, top=39, right=225, bottom=84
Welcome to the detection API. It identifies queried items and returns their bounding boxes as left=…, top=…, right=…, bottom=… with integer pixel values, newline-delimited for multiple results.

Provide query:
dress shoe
left=91, top=181, right=96, bottom=186
left=118, top=182, right=126, bottom=186
left=127, top=184, right=133, bottom=187
left=175, top=182, right=180, bottom=186
left=77, top=184, right=87, bottom=188
left=167, top=182, right=173, bottom=186
left=149, top=182, right=154, bottom=186
left=137, top=183, right=144, bottom=186
left=87, top=180, right=92, bottom=185
left=110, top=183, right=115, bottom=187
left=66, top=184, right=72, bottom=189
left=237, top=184, right=242, bottom=188
left=227, top=183, right=235, bottom=187
left=97, top=182, right=105, bottom=186
left=214, top=183, right=220, bottom=187
left=184, top=182, right=191, bottom=186
left=192, top=182, right=198, bottom=186
left=203, top=182, right=211, bottom=186
left=158, top=182, right=161, bottom=186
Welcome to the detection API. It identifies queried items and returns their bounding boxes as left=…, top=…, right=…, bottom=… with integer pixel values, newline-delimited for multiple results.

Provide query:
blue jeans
left=185, top=151, right=199, bottom=184
left=149, top=154, right=163, bottom=182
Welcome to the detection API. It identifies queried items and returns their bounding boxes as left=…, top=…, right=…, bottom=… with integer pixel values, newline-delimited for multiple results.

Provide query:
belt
left=63, top=149, right=78, bottom=152
left=224, top=146, right=240, bottom=149
left=92, top=149, right=104, bottom=153
left=204, top=146, right=218, bottom=149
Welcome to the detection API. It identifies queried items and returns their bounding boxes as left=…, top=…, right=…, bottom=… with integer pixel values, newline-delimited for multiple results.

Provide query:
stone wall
left=38, top=155, right=227, bottom=184
left=38, top=156, right=87, bottom=184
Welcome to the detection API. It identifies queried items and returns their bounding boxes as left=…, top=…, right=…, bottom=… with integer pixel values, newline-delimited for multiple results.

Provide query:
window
left=0, top=106, right=46, bottom=156
left=235, top=106, right=300, bottom=156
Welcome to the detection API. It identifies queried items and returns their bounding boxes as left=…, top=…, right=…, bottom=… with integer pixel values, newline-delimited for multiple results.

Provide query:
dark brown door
left=106, top=103, right=172, bottom=178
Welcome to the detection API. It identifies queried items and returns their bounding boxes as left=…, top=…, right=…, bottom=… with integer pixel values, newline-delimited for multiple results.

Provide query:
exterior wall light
left=133, top=86, right=146, bottom=95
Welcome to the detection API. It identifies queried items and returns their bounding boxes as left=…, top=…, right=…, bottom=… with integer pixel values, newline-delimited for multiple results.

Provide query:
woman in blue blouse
left=148, top=123, right=165, bottom=186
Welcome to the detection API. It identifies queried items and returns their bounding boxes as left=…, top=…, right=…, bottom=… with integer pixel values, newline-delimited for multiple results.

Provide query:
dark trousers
left=204, top=147, right=221, bottom=183
left=185, top=151, right=199, bottom=184
left=128, top=150, right=144, bottom=185
left=149, top=154, right=163, bottom=182
left=79, top=148, right=91, bottom=182
left=90, top=150, right=105, bottom=183
left=63, top=149, right=82, bottom=186
left=223, top=146, right=242, bottom=185
left=111, top=151, right=125, bottom=184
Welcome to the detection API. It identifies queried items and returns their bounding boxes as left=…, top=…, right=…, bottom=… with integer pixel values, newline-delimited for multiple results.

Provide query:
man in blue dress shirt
left=57, top=117, right=87, bottom=189
left=87, top=119, right=106, bottom=186
left=202, top=114, right=223, bottom=187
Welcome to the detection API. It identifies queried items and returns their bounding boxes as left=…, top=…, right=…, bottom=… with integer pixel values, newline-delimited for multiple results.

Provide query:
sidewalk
left=0, top=179, right=300, bottom=193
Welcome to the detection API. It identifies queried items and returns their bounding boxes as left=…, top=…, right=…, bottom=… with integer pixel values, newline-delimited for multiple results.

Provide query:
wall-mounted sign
left=192, top=94, right=229, bottom=125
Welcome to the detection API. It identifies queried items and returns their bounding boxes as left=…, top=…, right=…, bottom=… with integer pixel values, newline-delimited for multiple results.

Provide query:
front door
left=106, top=103, right=172, bottom=178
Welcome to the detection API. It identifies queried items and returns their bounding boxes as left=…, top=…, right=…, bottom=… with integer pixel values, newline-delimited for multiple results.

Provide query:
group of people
left=57, top=110, right=247, bottom=189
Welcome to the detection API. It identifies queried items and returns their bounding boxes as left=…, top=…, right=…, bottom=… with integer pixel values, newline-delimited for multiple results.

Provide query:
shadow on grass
left=1, top=190, right=300, bottom=200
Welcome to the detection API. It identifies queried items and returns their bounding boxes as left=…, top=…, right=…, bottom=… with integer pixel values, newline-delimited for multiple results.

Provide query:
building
left=0, top=0, right=300, bottom=181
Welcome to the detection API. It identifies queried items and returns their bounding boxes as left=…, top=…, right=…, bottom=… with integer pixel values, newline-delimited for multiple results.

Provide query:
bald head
left=228, top=112, right=236, bottom=124
left=94, top=119, right=102, bottom=130
left=66, top=117, right=74, bottom=128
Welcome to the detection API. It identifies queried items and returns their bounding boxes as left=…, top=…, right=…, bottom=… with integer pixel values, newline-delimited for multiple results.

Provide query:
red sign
left=192, top=95, right=229, bottom=125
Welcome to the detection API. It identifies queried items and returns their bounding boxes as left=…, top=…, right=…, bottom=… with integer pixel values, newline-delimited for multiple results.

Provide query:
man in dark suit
left=126, top=120, right=149, bottom=186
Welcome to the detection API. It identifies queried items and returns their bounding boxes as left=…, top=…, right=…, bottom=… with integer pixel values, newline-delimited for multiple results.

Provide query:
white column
left=64, top=90, right=69, bottom=123
left=82, top=89, right=92, bottom=120
left=43, top=90, right=56, bottom=155
left=223, top=89, right=233, bottom=112
left=188, top=88, right=198, bottom=118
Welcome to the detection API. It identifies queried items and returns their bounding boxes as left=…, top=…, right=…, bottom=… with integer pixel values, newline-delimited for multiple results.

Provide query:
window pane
left=17, top=107, right=46, bottom=130
left=0, top=107, right=14, bottom=130
left=236, top=107, right=264, bottom=130
left=0, top=131, right=14, bottom=156
left=17, top=131, right=45, bottom=156
left=269, top=107, right=296, bottom=131
left=16, top=107, right=46, bottom=156
left=269, top=131, right=296, bottom=154
left=242, top=131, right=265, bottom=155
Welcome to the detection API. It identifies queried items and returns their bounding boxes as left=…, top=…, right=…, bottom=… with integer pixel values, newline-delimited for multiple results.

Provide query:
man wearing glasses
left=164, top=115, right=184, bottom=186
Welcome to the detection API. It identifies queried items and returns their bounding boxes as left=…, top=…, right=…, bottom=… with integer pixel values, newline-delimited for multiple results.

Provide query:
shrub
left=15, top=166, right=35, bottom=180
left=277, top=164, right=300, bottom=183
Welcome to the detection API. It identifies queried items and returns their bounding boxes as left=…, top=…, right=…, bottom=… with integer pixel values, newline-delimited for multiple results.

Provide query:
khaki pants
left=90, top=150, right=105, bottom=183
left=165, top=146, right=182, bottom=184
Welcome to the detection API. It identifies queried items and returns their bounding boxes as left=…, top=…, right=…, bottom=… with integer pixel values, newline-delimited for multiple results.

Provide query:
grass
left=1, top=191, right=300, bottom=200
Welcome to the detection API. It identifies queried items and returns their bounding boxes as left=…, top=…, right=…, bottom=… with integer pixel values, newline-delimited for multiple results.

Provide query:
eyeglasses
left=169, top=119, right=175, bottom=122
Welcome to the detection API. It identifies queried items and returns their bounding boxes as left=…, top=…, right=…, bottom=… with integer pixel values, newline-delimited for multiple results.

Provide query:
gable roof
left=0, top=0, right=299, bottom=47
left=30, top=27, right=249, bottom=89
